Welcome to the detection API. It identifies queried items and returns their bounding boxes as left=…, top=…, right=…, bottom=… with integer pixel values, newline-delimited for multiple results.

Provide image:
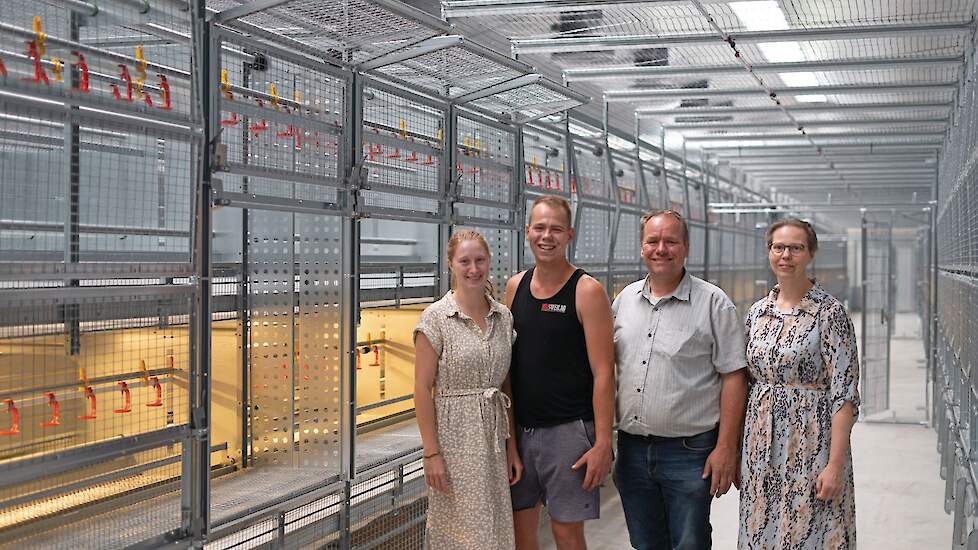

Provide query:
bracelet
left=423, top=451, right=441, bottom=459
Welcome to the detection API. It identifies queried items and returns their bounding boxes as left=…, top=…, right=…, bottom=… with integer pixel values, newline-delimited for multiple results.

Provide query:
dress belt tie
left=753, top=381, right=823, bottom=464
left=437, top=387, right=512, bottom=452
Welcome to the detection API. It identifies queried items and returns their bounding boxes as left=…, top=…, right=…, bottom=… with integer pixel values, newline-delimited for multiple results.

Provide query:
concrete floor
left=539, top=313, right=952, bottom=549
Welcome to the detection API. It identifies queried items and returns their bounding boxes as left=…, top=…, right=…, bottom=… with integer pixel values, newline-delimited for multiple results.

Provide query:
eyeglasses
left=770, top=243, right=807, bottom=255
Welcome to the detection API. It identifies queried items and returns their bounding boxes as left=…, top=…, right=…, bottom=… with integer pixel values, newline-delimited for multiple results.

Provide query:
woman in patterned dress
left=413, top=230, right=521, bottom=549
left=740, top=219, right=860, bottom=549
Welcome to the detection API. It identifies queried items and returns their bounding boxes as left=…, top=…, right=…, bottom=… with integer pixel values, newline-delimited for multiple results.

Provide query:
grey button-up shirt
left=612, top=270, right=746, bottom=438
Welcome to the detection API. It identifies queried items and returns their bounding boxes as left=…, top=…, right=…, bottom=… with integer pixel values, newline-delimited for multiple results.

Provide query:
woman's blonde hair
left=447, top=229, right=496, bottom=298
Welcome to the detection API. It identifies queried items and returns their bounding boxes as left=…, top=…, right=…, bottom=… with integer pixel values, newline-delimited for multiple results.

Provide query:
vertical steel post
left=702, top=153, right=711, bottom=283
left=515, top=123, right=527, bottom=270
left=239, top=60, right=251, bottom=469
left=681, top=141, right=690, bottom=219
left=342, top=70, right=363, bottom=483
left=659, top=128, right=668, bottom=209
left=189, top=0, right=215, bottom=543
left=604, top=100, right=619, bottom=292
left=64, top=13, right=81, bottom=356
left=860, top=208, right=868, bottom=418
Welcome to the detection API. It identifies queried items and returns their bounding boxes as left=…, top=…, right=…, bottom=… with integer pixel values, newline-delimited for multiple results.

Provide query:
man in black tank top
left=504, top=196, right=615, bottom=550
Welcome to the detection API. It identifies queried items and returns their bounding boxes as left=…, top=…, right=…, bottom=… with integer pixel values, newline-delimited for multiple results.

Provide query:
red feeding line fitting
left=0, top=400, right=19, bottom=436
left=118, top=65, right=133, bottom=101
left=41, top=392, right=60, bottom=427
left=78, top=386, right=97, bottom=420
left=158, top=74, right=170, bottom=110
left=220, top=111, right=239, bottom=127
left=386, top=148, right=402, bottom=159
left=405, top=151, right=418, bottom=163
left=248, top=120, right=269, bottom=135
left=72, top=52, right=89, bottom=93
left=114, top=381, right=132, bottom=413
left=422, top=154, right=435, bottom=166
left=356, top=349, right=362, bottom=370
left=146, top=377, right=163, bottom=407
left=21, top=41, right=49, bottom=85
left=0, top=58, right=7, bottom=78
left=370, top=345, right=380, bottom=367
left=143, top=92, right=154, bottom=107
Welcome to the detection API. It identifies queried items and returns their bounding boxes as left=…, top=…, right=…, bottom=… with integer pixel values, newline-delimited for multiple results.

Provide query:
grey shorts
left=511, top=419, right=601, bottom=523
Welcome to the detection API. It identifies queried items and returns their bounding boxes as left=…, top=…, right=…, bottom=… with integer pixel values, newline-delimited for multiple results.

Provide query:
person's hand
left=572, top=442, right=613, bottom=491
left=702, top=445, right=738, bottom=497
left=507, top=443, right=523, bottom=486
left=815, top=462, right=845, bottom=501
left=424, top=453, right=451, bottom=494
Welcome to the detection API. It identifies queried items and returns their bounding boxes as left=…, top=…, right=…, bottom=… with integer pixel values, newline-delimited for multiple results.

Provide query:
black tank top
left=510, top=267, right=594, bottom=428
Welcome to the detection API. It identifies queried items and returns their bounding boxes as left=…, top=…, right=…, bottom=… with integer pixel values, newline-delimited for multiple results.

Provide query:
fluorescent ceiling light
left=729, top=1, right=790, bottom=31
left=779, top=72, right=819, bottom=87
left=758, top=42, right=806, bottom=63
left=795, top=94, right=828, bottom=102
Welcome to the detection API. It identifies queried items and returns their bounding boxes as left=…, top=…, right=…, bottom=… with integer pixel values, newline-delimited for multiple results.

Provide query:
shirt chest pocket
left=654, top=328, right=710, bottom=359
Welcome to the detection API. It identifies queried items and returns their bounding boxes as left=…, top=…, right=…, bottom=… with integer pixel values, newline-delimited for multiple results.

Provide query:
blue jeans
left=613, top=428, right=717, bottom=550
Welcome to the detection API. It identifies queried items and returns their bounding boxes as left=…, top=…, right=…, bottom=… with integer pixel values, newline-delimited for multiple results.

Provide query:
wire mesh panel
left=360, top=81, right=446, bottom=219
left=861, top=219, right=892, bottom=416
left=523, top=124, right=568, bottom=196
left=613, top=154, right=640, bottom=207
left=347, top=459, right=426, bottom=550
left=214, top=30, right=347, bottom=207
left=641, top=162, right=664, bottom=209
left=571, top=137, right=611, bottom=201
left=0, top=289, right=191, bottom=540
left=687, top=222, right=706, bottom=276
left=207, top=0, right=445, bottom=66
left=0, top=1, right=195, bottom=125
left=453, top=112, right=517, bottom=227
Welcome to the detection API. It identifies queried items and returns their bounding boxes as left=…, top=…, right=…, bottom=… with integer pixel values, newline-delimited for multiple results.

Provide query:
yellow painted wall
left=355, top=305, right=424, bottom=425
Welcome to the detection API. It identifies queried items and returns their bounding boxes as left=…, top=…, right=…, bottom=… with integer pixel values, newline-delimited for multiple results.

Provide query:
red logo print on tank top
left=541, top=303, right=567, bottom=313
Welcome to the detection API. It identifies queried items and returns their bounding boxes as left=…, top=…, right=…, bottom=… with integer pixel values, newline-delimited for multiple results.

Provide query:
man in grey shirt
left=612, top=209, right=748, bottom=550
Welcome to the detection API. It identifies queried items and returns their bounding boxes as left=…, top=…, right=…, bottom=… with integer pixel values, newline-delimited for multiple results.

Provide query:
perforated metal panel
left=574, top=206, right=612, bottom=267
left=453, top=225, right=517, bottom=299
left=247, top=210, right=344, bottom=472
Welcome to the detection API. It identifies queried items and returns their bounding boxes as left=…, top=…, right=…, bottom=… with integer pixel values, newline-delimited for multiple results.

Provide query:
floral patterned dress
left=413, top=291, right=516, bottom=550
left=740, top=283, right=860, bottom=549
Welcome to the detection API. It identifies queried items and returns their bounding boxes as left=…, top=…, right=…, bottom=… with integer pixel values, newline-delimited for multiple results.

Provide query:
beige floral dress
left=414, top=291, right=516, bottom=550
left=740, top=283, right=860, bottom=549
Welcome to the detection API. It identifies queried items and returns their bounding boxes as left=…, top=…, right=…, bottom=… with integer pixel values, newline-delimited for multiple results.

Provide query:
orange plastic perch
left=41, top=392, right=60, bottom=427
left=0, top=400, right=19, bottom=436
left=114, top=381, right=132, bottom=413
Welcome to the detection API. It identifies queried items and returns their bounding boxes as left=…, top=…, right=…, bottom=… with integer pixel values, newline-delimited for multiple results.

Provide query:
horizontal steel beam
left=358, top=35, right=465, bottom=71
left=685, top=131, right=946, bottom=141
left=211, top=0, right=289, bottom=23
left=666, top=117, right=949, bottom=131
left=607, top=81, right=958, bottom=101
left=718, top=154, right=938, bottom=163
left=754, top=178, right=934, bottom=184
left=637, top=101, right=954, bottom=117
left=566, top=55, right=964, bottom=82
left=443, top=0, right=682, bottom=17
left=703, top=144, right=942, bottom=153
left=514, top=20, right=975, bottom=54
left=452, top=73, right=543, bottom=104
